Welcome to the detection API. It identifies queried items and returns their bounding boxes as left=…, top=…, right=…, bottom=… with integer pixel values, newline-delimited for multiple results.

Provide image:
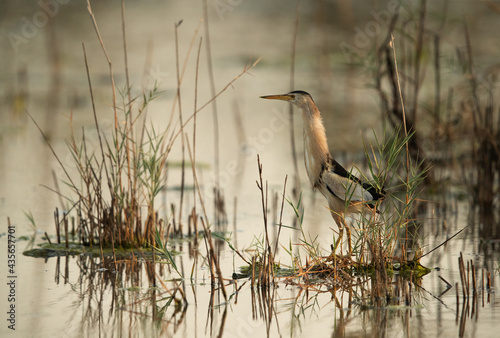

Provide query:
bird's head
left=260, top=90, right=314, bottom=110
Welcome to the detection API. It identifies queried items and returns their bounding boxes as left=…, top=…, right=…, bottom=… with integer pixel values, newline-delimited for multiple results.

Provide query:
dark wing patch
left=324, top=154, right=385, bottom=202
left=326, top=184, right=339, bottom=199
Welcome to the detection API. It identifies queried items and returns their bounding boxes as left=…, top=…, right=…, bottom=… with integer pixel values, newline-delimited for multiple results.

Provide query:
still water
left=1, top=1, right=499, bottom=337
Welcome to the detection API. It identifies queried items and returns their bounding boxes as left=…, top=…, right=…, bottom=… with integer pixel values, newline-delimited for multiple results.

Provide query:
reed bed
left=29, top=1, right=260, bottom=285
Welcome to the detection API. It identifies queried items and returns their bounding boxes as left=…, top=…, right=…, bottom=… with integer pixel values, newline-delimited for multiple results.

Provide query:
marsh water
left=1, top=1, right=499, bottom=337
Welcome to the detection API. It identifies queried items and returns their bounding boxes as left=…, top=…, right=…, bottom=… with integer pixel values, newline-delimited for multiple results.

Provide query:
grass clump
left=27, top=1, right=260, bottom=274
left=65, top=83, right=168, bottom=249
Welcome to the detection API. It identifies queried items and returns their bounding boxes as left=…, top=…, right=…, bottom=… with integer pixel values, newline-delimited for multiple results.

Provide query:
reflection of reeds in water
left=46, top=238, right=497, bottom=337
left=458, top=24, right=500, bottom=214
left=55, top=254, right=189, bottom=336
left=455, top=252, right=495, bottom=337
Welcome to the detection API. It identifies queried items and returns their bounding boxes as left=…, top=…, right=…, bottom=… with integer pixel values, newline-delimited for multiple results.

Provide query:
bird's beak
left=260, top=94, right=293, bottom=101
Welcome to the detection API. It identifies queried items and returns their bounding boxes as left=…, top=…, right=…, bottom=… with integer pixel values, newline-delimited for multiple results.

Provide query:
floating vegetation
left=23, top=242, right=170, bottom=259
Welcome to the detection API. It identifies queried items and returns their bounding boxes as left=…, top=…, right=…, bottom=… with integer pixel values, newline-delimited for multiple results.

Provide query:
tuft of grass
left=64, top=81, right=168, bottom=249
left=153, top=226, right=181, bottom=277
left=233, top=121, right=431, bottom=309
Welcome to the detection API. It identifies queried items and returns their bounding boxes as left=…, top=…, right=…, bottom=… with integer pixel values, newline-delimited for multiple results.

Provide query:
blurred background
left=1, top=1, right=500, bottom=336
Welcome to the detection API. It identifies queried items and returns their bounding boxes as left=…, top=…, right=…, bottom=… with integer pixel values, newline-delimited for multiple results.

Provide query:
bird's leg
left=331, top=212, right=352, bottom=255
left=342, top=217, right=352, bottom=256
left=331, top=212, right=352, bottom=256
left=331, top=212, right=342, bottom=253
left=334, top=226, right=343, bottom=254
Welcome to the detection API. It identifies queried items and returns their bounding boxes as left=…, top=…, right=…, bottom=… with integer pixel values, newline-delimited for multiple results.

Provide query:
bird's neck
left=301, top=107, right=330, bottom=186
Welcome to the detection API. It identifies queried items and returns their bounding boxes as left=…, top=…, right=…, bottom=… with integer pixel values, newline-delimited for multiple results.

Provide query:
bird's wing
left=321, top=169, right=374, bottom=202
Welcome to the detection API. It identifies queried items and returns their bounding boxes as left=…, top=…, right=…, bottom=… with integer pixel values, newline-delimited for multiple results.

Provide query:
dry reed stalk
left=289, top=4, right=301, bottom=200
left=120, top=0, right=131, bottom=105
left=251, top=256, right=256, bottom=288
left=458, top=253, right=466, bottom=298
left=410, top=0, right=427, bottom=126
left=256, top=155, right=275, bottom=286
left=375, top=15, right=434, bottom=184
left=85, top=3, right=124, bottom=233
left=395, top=276, right=401, bottom=303
left=44, top=232, right=52, bottom=245
left=81, top=43, right=110, bottom=245
left=482, top=268, right=485, bottom=307
left=174, top=21, right=186, bottom=238
left=257, top=256, right=264, bottom=286
left=458, top=300, right=467, bottom=336
left=85, top=0, right=118, bottom=127
left=169, top=58, right=261, bottom=150
left=26, top=109, right=80, bottom=204
left=119, top=0, right=135, bottom=221
left=54, top=208, right=60, bottom=244
left=192, top=37, right=202, bottom=234
left=193, top=210, right=198, bottom=247
left=151, top=246, right=156, bottom=288
left=64, top=213, right=69, bottom=248
left=390, top=34, right=413, bottom=232
left=408, top=277, right=412, bottom=306
left=204, top=221, right=227, bottom=300
left=404, top=280, right=410, bottom=306
left=250, top=283, right=257, bottom=320
left=185, top=133, right=248, bottom=292
left=273, top=176, right=288, bottom=256
left=471, top=260, right=477, bottom=294
left=165, top=223, right=171, bottom=245
left=185, top=134, right=227, bottom=298
left=233, top=196, right=238, bottom=249
left=71, top=216, right=75, bottom=237
left=187, top=209, right=193, bottom=237
left=462, top=257, right=470, bottom=297
left=161, top=24, right=203, bottom=143
left=170, top=204, right=177, bottom=235
left=471, top=285, right=476, bottom=317
left=271, top=192, right=278, bottom=249
left=202, top=0, right=220, bottom=227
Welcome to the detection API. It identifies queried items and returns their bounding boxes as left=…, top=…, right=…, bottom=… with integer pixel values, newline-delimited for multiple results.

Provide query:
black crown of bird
left=261, top=90, right=385, bottom=253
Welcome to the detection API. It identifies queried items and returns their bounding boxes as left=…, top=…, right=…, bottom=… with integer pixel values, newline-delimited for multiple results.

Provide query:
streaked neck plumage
left=297, top=98, right=330, bottom=188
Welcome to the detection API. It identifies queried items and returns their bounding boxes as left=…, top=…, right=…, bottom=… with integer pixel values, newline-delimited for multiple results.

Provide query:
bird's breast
left=303, top=135, right=322, bottom=188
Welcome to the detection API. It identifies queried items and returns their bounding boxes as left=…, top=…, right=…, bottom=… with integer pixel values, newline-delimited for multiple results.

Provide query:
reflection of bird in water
left=261, top=90, right=385, bottom=254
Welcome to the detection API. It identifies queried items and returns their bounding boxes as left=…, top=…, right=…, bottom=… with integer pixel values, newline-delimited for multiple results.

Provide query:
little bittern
left=261, top=90, right=384, bottom=253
